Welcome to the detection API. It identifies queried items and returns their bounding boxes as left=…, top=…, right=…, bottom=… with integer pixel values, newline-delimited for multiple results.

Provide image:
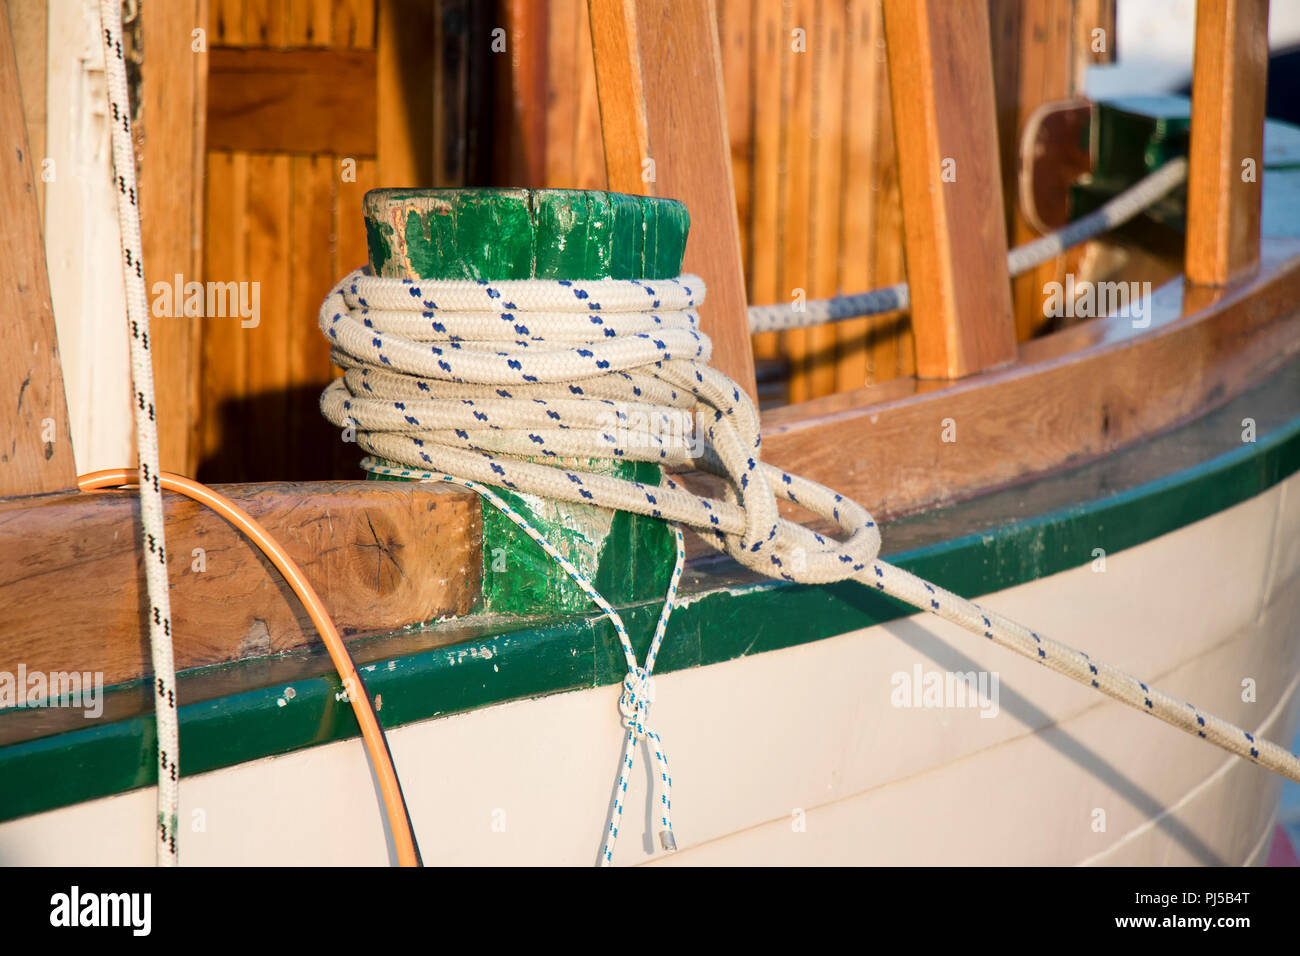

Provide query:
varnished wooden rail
left=1186, top=0, right=1270, bottom=286
left=587, top=0, right=757, bottom=402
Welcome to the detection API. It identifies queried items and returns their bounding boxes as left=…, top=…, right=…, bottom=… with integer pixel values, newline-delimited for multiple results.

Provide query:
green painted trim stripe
left=1, top=407, right=1297, bottom=823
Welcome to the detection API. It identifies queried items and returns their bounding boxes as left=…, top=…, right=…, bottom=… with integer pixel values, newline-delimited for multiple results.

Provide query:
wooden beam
left=763, top=238, right=1300, bottom=521
left=882, top=0, right=1017, bottom=379
left=140, top=0, right=208, bottom=477
left=376, top=0, right=435, bottom=187
left=0, top=481, right=481, bottom=687
left=587, top=0, right=758, bottom=403
left=206, top=47, right=378, bottom=155
left=1185, top=0, right=1269, bottom=286
left=0, top=3, right=76, bottom=497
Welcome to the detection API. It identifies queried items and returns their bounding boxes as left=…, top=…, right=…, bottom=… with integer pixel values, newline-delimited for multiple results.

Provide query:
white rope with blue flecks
left=100, top=0, right=180, bottom=866
left=318, top=265, right=1300, bottom=864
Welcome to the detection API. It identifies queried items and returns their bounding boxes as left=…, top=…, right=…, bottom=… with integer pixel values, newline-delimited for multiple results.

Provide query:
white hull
left=4, top=471, right=1299, bottom=866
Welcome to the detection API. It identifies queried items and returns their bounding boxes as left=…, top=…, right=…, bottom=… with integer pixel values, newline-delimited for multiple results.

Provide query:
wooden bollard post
left=362, top=188, right=685, bottom=616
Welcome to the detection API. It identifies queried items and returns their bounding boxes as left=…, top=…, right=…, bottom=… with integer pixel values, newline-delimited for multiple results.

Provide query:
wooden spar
left=1185, top=0, right=1270, bottom=286
left=587, top=0, right=758, bottom=403
left=139, top=0, right=207, bottom=478
left=0, top=6, right=77, bottom=497
left=881, top=0, right=1017, bottom=379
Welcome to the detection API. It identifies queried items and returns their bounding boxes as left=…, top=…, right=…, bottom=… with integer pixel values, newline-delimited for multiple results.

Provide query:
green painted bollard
left=362, top=188, right=687, bottom=616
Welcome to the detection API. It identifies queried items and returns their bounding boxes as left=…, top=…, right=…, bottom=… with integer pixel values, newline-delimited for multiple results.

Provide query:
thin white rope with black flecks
left=99, top=0, right=180, bottom=866
left=319, top=265, right=1300, bottom=863
left=747, top=157, right=1188, bottom=332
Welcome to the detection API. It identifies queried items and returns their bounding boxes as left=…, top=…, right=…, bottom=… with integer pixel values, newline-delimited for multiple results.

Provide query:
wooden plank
left=834, top=0, right=882, bottom=393
left=44, top=0, right=135, bottom=474
left=287, top=154, right=337, bottom=478
left=990, top=0, right=1074, bottom=342
left=206, top=47, right=378, bottom=155
left=805, top=0, right=847, bottom=399
left=495, top=0, right=549, bottom=187
left=716, top=0, right=752, bottom=283
left=542, top=0, right=607, bottom=189
left=332, top=0, right=376, bottom=48
left=376, top=0, right=435, bottom=187
left=242, top=0, right=285, bottom=45
left=1075, top=0, right=1117, bottom=85
left=778, top=0, right=814, bottom=403
left=0, top=6, right=76, bottom=496
left=747, top=0, right=783, bottom=363
left=869, top=15, right=909, bottom=383
left=543, top=0, right=579, bottom=186
left=210, top=0, right=245, bottom=44
left=140, top=0, right=208, bottom=477
left=9, top=0, right=46, bottom=225
left=198, top=151, right=248, bottom=479
left=763, top=239, right=1300, bottom=521
left=1186, top=0, right=1269, bottom=286
left=881, top=0, right=1017, bottom=379
left=243, top=154, right=292, bottom=480
left=0, top=481, right=481, bottom=687
left=588, top=0, right=758, bottom=403
left=286, top=0, right=332, bottom=43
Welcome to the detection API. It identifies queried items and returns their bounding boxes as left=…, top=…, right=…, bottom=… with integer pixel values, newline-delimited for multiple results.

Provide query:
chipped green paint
left=361, top=188, right=689, bottom=614
left=364, top=217, right=395, bottom=276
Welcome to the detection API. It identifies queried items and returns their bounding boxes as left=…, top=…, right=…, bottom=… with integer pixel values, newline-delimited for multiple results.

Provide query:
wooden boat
left=1, top=0, right=1297, bottom=866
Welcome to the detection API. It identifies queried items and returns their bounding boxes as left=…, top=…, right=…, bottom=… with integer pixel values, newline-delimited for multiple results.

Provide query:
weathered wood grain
left=0, top=7, right=77, bottom=497
left=882, top=0, right=1017, bottom=379
left=0, top=482, right=481, bottom=686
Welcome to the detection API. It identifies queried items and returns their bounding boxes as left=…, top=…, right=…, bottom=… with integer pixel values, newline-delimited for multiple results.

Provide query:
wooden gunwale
left=3, top=346, right=1299, bottom=824
left=5, top=233, right=1300, bottom=684
left=762, top=236, right=1300, bottom=520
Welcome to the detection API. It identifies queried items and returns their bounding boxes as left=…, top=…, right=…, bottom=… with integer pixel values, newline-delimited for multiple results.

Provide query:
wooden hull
left=3, top=469, right=1296, bottom=865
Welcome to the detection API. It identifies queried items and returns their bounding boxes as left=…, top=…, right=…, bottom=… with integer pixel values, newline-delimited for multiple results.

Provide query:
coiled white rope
left=99, top=0, right=180, bottom=865
left=747, top=156, right=1188, bottom=332
left=318, top=263, right=1300, bottom=863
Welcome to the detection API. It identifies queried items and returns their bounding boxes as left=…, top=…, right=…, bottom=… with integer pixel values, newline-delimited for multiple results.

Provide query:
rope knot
left=619, top=669, right=655, bottom=735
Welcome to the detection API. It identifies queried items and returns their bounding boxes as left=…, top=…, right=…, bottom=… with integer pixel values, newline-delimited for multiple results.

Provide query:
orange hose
left=78, top=469, right=420, bottom=867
